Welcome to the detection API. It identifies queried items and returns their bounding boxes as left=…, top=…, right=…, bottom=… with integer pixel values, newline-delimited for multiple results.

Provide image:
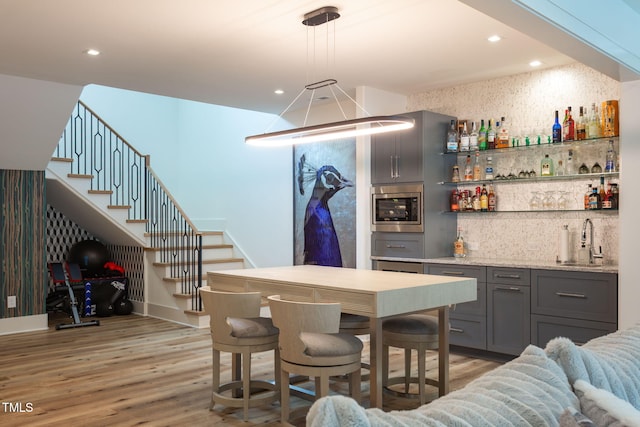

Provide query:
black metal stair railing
left=55, top=101, right=203, bottom=311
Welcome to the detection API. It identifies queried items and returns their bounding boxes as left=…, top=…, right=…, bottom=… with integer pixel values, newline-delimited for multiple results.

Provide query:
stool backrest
left=267, top=295, right=341, bottom=365
left=199, top=286, right=262, bottom=344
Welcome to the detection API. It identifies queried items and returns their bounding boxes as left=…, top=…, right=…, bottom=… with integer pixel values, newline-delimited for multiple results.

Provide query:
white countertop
left=372, top=256, right=618, bottom=273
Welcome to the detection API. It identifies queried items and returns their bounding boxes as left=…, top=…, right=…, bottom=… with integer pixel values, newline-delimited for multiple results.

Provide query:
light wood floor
left=1, top=313, right=504, bottom=426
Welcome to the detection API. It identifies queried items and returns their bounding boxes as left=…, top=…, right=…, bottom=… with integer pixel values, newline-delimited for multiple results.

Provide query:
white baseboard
left=0, top=314, right=49, bottom=336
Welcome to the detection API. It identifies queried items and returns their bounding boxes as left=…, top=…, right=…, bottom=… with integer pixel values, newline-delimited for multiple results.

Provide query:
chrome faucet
left=581, top=218, right=603, bottom=264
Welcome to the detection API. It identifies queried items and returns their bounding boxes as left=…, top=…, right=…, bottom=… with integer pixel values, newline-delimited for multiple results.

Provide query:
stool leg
left=211, top=348, right=221, bottom=410
left=382, top=344, right=389, bottom=387
left=317, top=372, right=330, bottom=398
left=242, top=351, right=251, bottom=421
left=274, top=347, right=281, bottom=396
left=280, top=366, right=290, bottom=423
left=232, top=352, right=241, bottom=398
left=350, top=369, right=361, bottom=404
left=404, top=349, right=411, bottom=393
left=418, top=346, right=426, bottom=405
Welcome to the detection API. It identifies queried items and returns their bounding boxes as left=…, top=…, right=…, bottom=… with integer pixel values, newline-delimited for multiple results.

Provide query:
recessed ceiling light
left=274, top=89, right=284, bottom=95
left=487, top=35, right=501, bottom=43
left=84, top=49, right=101, bottom=56
left=529, top=60, right=542, bottom=67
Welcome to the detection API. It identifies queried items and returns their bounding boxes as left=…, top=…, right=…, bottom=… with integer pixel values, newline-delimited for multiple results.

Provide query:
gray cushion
left=382, top=314, right=438, bottom=336
left=228, top=316, right=278, bottom=338
left=301, top=332, right=364, bottom=357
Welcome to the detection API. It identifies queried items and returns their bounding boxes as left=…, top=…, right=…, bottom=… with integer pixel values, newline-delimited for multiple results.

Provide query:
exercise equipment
left=67, top=239, right=110, bottom=277
left=48, top=262, right=100, bottom=330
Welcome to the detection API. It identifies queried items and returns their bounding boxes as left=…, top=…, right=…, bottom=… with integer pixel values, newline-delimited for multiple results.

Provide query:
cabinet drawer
left=450, top=281, right=486, bottom=317
left=487, top=267, right=530, bottom=286
left=371, top=232, right=424, bottom=258
left=449, top=315, right=486, bottom=350
left=531, top=269, right=617, bottom=323
left=426, top=263, right=486, bottom=282
left=531, top=314, right=617, bottom=347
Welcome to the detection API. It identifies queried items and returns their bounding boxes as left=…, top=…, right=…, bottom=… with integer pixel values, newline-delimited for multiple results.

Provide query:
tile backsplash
left=408, top=62, right=620, bottom=264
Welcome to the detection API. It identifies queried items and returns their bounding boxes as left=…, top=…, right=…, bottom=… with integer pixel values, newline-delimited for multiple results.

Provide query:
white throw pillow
left=574, top=379, right=640, bottom=427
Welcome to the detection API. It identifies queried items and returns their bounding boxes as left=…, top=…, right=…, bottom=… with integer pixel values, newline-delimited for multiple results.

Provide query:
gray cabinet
left=371, top=117, right=423, bottom=184
left=487, top=267, right=530, bottom=356
left=371, top=110, right=456, bottom=260
left=426, top=263, right=487, bottom=349
left=531, top=269, right=617, bottom=347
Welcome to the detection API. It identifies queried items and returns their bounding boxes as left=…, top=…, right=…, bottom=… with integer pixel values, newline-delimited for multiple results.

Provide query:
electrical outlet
left=7, top=295, right=16, bottom=308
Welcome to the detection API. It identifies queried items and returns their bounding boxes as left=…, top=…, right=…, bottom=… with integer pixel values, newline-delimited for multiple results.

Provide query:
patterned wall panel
left=0, top=170, right=46, bottom=318
left=46, top=205, right=144, bottom=302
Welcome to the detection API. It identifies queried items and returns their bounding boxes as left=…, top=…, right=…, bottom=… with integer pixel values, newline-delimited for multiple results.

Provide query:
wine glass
left=543, top=191, right=557, bottom=210
left=529, top=191, right=542, bottom=210
left=557, top=191, right=569, bottom=210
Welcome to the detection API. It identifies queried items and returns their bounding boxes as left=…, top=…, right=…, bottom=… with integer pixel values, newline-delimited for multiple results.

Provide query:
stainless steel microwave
left=371, top=183, right=423, bottom=232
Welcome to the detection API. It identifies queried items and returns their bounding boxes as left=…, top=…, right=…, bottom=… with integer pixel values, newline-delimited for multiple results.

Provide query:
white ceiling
left=0, top=0, right=579, bottom=114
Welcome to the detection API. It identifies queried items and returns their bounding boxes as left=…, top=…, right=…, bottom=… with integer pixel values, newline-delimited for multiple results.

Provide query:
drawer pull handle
left=441, top=271, right=465, bottom=276
left=385, top=244, right=406, bottom=249
left=450, top=327, right=465, bottom=333
left=556, top=292, right=587, bottom=299
left=495, top=274, right=521, bottom=279
left=495, top=286, right=521, bottom=292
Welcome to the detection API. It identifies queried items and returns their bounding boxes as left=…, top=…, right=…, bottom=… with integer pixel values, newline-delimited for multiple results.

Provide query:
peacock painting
left=295, top=147, right=355, bottom=267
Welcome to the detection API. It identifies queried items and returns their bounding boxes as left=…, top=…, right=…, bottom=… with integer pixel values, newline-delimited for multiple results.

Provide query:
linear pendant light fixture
left=245, top=6, right=414, bottom=147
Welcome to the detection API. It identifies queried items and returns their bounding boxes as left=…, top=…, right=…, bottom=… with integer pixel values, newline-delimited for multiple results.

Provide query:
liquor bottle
left=485, top=156, right=494, bottom=180
left=565, top=149, right=575, bottom=175
left=556, top=159, right=564, bottom=176
left=469, top=121, right=479, bottom=151
left=587, top=103, right=601, bottom=139
left=603, top=183, right=612, bottom=209
left=453, top=227, right=466, bottom=258
left=552, top=110, right=562, bottom=143
left=460, top=122, right=470, bottom=152
left=588, top=187, right=600, bottom=210
left=488, top=184, right=496, bottom=211
left=603, top=100, right=617, bottom=137
left=473, top=152, right=482, bottom=181
left=576, top=106, right=586, bottom=140
left=487, top=119, right=496, bottom=150
left=480, top=184, right=488, bottom=212
left=497, top=116, right=509, bottom=149
left=450, top=189, right=460, bottom=212
left=563, top=107, right=575, bottom=141
left=472, top=187, right=481, bottom=211
left=478, top=119, right=487, bottom=150
left=598, top=176, right=606, bottom=209
left=463, top=155, right=473, bottom=181
left=605, top=139, right=616, bottom=172
left=451, top=164, right=460, bottom=182
left=446, top=119, right=459, bottom=152
left=611, top=183, right=619, bottom=209
left=540, top=154, right=554, bottom=176
left=584, top=184, right=592, bottom=209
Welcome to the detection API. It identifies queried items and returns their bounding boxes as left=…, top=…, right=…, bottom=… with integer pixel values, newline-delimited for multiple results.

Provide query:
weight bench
left=48, top=262, right=100, bottom=330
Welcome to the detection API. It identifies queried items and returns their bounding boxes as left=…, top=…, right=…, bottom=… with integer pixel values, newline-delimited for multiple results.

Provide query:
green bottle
left=478, top=119, right=487, bottom=150
left=541, top=154, right=554, bottom=176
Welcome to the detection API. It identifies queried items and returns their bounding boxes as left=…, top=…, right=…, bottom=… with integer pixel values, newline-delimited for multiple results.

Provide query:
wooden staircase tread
left=51, top=157, right=73, bottom=163
left=67, top=173, right=93, bottom=179
left=184, top=309, right=207, bottom=316
left=108, top=205, right=132, bottom=209
left=145, top=244, right=233, bottom=252
left=88, top=189, right=113, bottom=195
left=126, top=219, right=148, bottom=224
left=144, top=230, right=223, bottom=237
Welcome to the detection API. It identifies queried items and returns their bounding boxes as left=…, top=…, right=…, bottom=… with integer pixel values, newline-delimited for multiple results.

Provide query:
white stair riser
left=149, top=247, right=234, bottom=264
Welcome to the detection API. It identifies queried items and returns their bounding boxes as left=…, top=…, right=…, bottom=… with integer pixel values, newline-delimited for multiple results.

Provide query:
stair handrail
left=56, top=100, right=203, bottom=311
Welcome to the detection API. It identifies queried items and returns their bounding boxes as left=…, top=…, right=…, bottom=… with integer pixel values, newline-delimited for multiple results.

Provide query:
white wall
left=80, top=85, right=293, bottom=268
left=619, top=79, right=640, bottom=329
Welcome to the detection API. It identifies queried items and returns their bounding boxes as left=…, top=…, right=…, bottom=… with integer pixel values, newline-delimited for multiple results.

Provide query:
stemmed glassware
left=529, top=191, right=542, bottom=210
left=542, top=191, right=557, bottom=210
left=557, top=191, right=569, bottom=210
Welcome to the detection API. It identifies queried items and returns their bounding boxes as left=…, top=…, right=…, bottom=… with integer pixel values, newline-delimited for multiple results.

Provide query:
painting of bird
left=297, top=154, right=353, bottom=267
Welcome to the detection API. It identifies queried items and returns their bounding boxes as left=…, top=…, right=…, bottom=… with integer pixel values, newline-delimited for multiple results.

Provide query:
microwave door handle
left=395, top=155, right=399, bottom=178
left=390, top=155, right=396, bottom=179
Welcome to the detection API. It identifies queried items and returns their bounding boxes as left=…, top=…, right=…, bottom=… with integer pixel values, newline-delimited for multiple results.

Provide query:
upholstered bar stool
left=268, top=295, right=363, bottom=424
left=382, top=313, right=440, bottom=405
left=199, top=286, right=280, bottom=421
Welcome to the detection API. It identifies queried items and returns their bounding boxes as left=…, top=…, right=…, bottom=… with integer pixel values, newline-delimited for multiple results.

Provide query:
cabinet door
left=371, top=133, right=397, bottom=184
left=449, top=313, right=486, bottom=350
left=531, top=314, right=616, bottom=348
left=393, top=123, right=423, bottom=183
left=487, top=283, right=531, bottom=355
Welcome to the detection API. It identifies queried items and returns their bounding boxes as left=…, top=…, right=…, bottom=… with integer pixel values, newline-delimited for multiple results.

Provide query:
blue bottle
left=552, top=110, right=562, bottom=143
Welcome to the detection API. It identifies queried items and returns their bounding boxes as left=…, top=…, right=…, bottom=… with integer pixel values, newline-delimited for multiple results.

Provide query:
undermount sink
left=559, top=262, right=601, bottom=268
